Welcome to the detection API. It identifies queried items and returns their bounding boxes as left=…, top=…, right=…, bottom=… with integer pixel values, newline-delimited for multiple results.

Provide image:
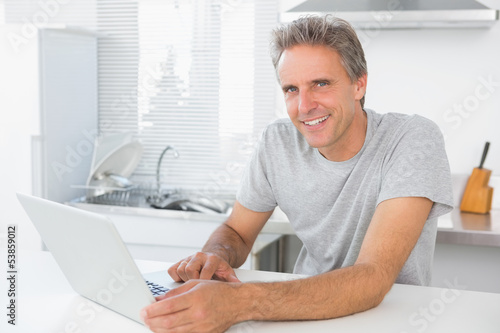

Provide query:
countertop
left=70, top=202, right=500, bottom=247
left=3, top=250, right=499, bottom=333
left=437, top=209, right=500, bottom=247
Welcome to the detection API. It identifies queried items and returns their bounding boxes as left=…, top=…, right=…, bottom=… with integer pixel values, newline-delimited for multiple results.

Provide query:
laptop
left=16, top=193, right=173, bottom=325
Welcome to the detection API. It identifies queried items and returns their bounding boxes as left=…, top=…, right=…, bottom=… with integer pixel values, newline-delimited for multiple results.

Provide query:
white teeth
left=304, top=115, right=329, bottom=126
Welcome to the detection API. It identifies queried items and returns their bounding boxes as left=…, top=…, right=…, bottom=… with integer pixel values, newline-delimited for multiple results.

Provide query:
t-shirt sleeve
left=377, top=115, right=454, bottom=219
left=236, top=128, right=278, bottom=212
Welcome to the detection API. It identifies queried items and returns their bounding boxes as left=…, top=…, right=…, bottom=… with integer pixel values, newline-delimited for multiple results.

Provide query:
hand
left=168, top=252, right=240, bottom=282
left=141, top=280, right=243, bottom=333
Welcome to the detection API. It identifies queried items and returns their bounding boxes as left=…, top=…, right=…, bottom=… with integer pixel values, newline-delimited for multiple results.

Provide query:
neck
left=320, top=106, right=368, bottom=162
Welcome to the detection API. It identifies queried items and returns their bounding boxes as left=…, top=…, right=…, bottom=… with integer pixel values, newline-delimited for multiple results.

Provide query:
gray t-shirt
left=237, top=108, right=454, bottom=285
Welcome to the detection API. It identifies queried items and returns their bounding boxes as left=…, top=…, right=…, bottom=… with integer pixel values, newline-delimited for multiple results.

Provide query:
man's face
left=277, top=44, right=366, bottom=161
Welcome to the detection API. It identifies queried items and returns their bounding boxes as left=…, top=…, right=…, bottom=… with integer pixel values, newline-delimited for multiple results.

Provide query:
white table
left=1, top=251, right=499, bottom=332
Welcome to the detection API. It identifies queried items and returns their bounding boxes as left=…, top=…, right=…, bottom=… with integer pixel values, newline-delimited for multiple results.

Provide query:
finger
left=142, top=292, right=192, bottom=320
left=185, top=259, right=202, bottom=280
left=197, top=253, right=234, bottom=281
left=168, top=262, right=183, bottom=282
left=213, top=271, right=241, bottom=282
left=147, top=312, right=196, bottom=333
left=168, top=257, right=191, bottom=282
left=176, top=261, right=190, bottom=282
left=198, top=258, right=219, bottom=280
left=224, top=272, right=241, bottom=283
left=211, top=264, right=241, bottom=282
left=142, top=298, right=195, bottom=331
left=143, top=282, right=203, bottom=330
left=199, top=263, right=215, bottom=280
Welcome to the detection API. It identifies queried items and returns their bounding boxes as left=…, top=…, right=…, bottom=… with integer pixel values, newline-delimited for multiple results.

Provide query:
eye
left=317, top=82, right=328, bottom=87
left=284, top=86, right=297, bottom=93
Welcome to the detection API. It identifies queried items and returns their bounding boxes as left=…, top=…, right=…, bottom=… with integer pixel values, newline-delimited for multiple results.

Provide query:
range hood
left=281, top=0, right=500, bottom=29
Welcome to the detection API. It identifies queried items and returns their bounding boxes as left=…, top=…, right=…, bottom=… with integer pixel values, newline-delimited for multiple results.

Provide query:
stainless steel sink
left=80, top=185, right=232, bottom=215
left=147, top=191, right=230, bottom=215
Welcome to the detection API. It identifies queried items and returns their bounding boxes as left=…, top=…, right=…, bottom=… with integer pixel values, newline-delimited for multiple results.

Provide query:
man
left=141, top=15, right=453, bottom=332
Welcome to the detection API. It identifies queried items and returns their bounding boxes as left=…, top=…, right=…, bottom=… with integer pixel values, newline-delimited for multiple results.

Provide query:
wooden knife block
left=460, top=167, right=494, bottom=214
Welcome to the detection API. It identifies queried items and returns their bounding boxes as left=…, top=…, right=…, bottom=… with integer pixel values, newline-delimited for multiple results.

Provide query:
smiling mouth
left=303, top=115, right=329, bottom=126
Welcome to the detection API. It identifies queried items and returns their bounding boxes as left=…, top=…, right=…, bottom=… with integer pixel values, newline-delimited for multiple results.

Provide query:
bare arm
left=167, top=200, right=273, bottom=281
left=144, top=196, right=433, bottom=331
left=236, top=196, right=433, bottom=321
left=202, top=200, right=273, bottom=267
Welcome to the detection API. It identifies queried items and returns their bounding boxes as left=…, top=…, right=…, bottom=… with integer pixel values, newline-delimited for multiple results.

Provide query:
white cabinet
left=432, top=243, right=500, bottom=293
left=101, top=212, right=222, bottom=263
left=94, top=210, right=282, bottom=271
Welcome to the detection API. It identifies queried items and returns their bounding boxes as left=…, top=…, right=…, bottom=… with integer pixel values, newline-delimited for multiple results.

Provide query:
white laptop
left=16, top=193, right=173, bottom=325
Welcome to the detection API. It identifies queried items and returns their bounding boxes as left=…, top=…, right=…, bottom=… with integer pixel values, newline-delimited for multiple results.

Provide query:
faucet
left=155, top=145, right=180, bottom=199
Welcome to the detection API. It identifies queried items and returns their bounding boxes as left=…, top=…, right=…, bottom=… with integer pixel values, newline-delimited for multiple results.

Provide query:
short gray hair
left=270, top=15, right=367, bottom=108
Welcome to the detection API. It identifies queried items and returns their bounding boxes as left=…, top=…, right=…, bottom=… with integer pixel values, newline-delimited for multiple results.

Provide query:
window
left=97, top=0, right=279, bottom=197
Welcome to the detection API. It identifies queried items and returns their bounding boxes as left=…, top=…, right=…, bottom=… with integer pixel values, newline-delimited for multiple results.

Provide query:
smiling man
left=141, top=15, right=453, bottom=332
left=279, top=43, right=367, bottom=161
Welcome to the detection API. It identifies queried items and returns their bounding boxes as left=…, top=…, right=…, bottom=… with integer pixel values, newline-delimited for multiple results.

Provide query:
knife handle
left=479, top=141, right=490, bottom=169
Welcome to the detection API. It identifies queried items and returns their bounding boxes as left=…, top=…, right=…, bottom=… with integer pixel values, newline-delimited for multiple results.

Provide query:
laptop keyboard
left=146, top=280, right=170, bottom=296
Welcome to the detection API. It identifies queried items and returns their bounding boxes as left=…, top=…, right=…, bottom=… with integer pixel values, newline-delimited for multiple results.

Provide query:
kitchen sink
left=147, top=191, right=231, bottom=214
left=78, top=186, right=232, bottom=215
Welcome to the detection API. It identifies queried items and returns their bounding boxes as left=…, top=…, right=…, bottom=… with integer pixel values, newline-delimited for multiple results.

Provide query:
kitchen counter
left=71, top=202, right=500, bottom=247
left=437, top=209, right=500, bottom=247
left=3, top=250, right=499, bottom=333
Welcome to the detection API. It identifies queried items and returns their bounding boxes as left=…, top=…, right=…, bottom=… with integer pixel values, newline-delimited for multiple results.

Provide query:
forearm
left=236, top=263, right=392, bottom=322
left=202, top=223, right=251, bottom=268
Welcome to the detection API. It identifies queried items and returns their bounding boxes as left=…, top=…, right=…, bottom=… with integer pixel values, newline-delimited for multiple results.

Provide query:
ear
left=354, top=74, right=367, bottom=101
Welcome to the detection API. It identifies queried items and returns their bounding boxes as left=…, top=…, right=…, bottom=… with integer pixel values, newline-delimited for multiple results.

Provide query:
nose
left=298, top=89, right=317, bottom=114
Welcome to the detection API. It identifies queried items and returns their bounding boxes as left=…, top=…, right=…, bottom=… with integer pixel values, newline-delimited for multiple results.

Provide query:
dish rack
left=81, top=182, right=165, bottom=207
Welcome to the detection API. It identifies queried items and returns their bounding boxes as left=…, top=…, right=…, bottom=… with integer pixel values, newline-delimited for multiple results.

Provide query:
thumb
left=215, top=269, right=241, bottom=282
left=226, top=273, right=241, bottom=283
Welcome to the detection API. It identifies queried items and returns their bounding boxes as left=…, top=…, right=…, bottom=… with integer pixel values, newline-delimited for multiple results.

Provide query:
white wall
left=361, top=23, right=500, bottom=207
left=363, top=24, right=500, bottom=174
left=0, top=25, right=42, bottom=251
left=0, top=0, right=97, bottom=251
